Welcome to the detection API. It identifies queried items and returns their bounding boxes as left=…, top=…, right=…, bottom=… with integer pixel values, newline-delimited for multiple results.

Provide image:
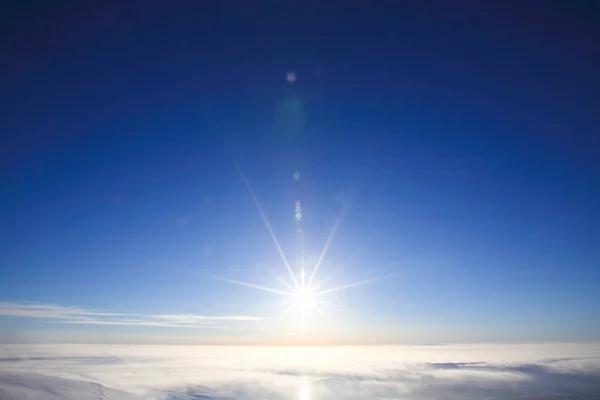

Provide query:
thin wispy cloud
left=0, top=302, right=265, bottom=328
left=52, top=320, right=201, bottom=328
left=152, top=314, right=264, bottom=323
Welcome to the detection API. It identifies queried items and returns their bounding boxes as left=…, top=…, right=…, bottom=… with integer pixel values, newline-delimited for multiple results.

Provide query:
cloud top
left=0, top=343, right=599, bottom=399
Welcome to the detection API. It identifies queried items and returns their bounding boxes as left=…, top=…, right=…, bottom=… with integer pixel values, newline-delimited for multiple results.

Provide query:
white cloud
left=152, top=314, right=263, bottom=322
left=0, top=302, right=265, bottom=329
left=0, top=343, right=599, bottom=399
left=52, top=320, right=201, bottom=328
left=0, top=302, right=134, bottom=320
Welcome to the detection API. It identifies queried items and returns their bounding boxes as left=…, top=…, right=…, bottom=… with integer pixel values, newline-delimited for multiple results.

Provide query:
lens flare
left=287, top=71, right=296, bottom=83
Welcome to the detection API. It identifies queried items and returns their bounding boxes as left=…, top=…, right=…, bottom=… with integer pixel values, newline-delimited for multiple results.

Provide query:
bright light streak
left=313, top=274, right=394, bottom=296
left=208, top=275, right=292, bottom=297
left=312, top=302, right=329, bottom=319
left=299, top=381, right=310, bottom=400
left=309, top=271, right=335, bottom=292
left=307, top=205, right=346, bottom=288
left=266, top=269, right=296, bottom=292
left=300, top=227, right=306, bottom=287
left=234, top=159, right=300, bottom=289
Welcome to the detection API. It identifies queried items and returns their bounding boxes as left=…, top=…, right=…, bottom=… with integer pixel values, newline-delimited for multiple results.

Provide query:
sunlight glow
left=299, top=381, right=310, bottom=400
left=307, top=207, right=345, bottom=288
left=292, top=287, right=315, bottom=312
left=209, top=159, right=391, bottom=331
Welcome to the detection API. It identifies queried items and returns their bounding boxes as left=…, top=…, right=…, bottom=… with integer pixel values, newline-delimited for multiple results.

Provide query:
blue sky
left=1, top=2, right=599, bottom=344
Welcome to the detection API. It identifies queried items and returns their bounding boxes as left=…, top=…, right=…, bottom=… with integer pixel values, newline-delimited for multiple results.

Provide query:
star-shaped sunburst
left=208, top=160, right=387, bottom=331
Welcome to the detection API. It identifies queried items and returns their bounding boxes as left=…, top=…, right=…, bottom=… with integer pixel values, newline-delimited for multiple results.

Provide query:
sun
left=292, top=286, right=315, bottom=312
left=287, top=284, right=319, bottom=331
left=206, top=158, right=393, bottom=331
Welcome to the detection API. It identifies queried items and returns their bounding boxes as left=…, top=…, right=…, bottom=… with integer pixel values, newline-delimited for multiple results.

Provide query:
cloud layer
left=0, top=302, right=264, bottom=328
left=0, top=343, right=599, bottom=399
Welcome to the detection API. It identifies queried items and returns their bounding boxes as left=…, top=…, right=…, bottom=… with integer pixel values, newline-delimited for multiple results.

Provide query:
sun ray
left=234, top=159, right=300, bottom=289
left=314, top=298, right=344, bottom=310
left=309, top=271, right=336, bottom=292
left=281, top=302, right=296, bottom=316
left=266, top=269, right=296, bottom=292
left=208, top=274, right=293, bottom=296
left=313, top=274, right=393, bottom=296
left=312, top=302, right=329, bottom=319
left=306, top=205, right=345, bottom=288
left=300, top=230, right=306, bottom=288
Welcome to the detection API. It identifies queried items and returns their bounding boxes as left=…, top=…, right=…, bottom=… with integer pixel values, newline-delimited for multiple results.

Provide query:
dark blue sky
left=1, top=1, right=599, bottom=344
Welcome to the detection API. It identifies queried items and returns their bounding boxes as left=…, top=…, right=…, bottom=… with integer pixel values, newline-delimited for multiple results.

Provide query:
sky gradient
left=1, top=1, right=599, bottom=344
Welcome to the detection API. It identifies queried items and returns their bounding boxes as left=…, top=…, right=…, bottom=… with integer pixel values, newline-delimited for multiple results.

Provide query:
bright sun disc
left=293, top=287, right=315, bottom=311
